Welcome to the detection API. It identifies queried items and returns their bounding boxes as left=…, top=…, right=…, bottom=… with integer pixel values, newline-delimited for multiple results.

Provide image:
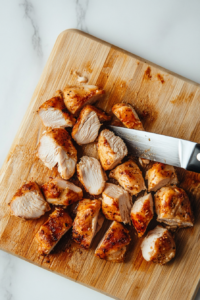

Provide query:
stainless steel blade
left=108, top=126, right=196, bottom=169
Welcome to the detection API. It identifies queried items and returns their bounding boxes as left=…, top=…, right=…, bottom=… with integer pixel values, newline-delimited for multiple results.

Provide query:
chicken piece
left=82, top=141, right=99, bottom=160
left=131, top=193, right=154, bottom=237
left=95, top=221, right=131, bottom=262
left=112, top=103, right=144, bottom=130
left=41, top=177, right=83, bottom=206
left=77, top=156, right=105, bottom=195
left=139, top=157, right=150, bottom=167
left=10, top=182, right=50, bottom=219
left=154, top=186, right=194, bottom=227
left=38, top=128, right=77, bottom=180
left=98, top=129, right=128, bottom=170
left=72, top=105, right=111, bottom=145
left=102, top=183, right=132, bottom=224
left=141, top=226, right=176, bottom=264
left=72, top=199, right=103, bottom=249
left=109, top=160, right=146, bottom=196
left=146, top=163, right=178, bottom=192
left=63, top=85, right=105, bottom=116
left=35, top=208, right=72, bottom=255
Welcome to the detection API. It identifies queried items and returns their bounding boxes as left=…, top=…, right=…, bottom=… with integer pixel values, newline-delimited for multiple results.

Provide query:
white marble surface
left=0, top=0, right=200, bottom=299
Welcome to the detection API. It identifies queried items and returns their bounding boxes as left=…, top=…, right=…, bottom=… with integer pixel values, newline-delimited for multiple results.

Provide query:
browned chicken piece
left=141, top=225, right=176, bottom=264
left=10, top=182, right=50, bottom=219
left=41, top=177, right=83, bottom=206
left=72, top=105, right=111, bottom=145
left=82, top=141, right=99, bottom=160
left=38, top=128, right=77, bottom=180
left=63, top=85, right=105, bottom=116
left=98, top=129, right=128, bottom=170
left=112, top=103, right=144, bottom=130
left=154, top=186, right=194, bottom=227
left=131, top=193, right=154, bottom=237
left=109, top=160, right=146, bottom=196
left=72, top=199, right=103, bottom=249
left=146, top=163, right=178, bottom=192
left=35, top=208, right=72, bottom=255
left=95, top=221, right=131, bottom=262
left=102, top=183, right=132, bottom=224
left=139, top=157, right=150, bottom=167
left=77, top=156, right=106, bottom=195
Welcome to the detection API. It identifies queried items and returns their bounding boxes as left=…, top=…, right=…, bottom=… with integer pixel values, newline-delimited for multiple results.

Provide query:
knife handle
left=186, top=144, right=200, bottom=173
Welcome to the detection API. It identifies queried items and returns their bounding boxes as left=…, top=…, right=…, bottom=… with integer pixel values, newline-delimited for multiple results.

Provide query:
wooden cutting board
left=0, top=29, right=200, bottom=300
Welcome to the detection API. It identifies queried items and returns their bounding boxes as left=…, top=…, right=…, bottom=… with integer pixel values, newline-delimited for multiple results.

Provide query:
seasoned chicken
left=77, top=156, right=106, bottom=195
left=155, top=186, right=194, bottom=227
left=131, top=193, right=154, bottom=237
left=72, top=105, right=111, bottom=145
left=139, top=157, right=150, bottom=167
left=10, top=181, right=50, bottom=219
left=141, top=226, right=176, bottom=264
left=72, top=199, right=103, bottom=249
left=41, top=177, right=83, bottom=206
left=35, top=208, right=72, bottom=255
left=82, top=141, right=99, bottom=160
left=38, top=128, right=77, bottom=180
left=112, top=103, right=144, bottom=130
left=63, top=85, right=105, bottom=116
left=109, top=160, right=146, bottom=196
left=95, top=221, right=131, bottom=262
left=102, top=183, right=132, bottom=224
left=146, top=163, right=178, bottom=192
left=98, top=129, right=128, bottom=170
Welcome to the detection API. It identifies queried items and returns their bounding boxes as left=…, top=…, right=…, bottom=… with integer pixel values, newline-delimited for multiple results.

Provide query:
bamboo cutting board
left=0, top=29, right=200, bottom=300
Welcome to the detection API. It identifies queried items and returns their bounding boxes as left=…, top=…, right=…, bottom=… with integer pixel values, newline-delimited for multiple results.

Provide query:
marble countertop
left=0, top=0, right=200, bottom=299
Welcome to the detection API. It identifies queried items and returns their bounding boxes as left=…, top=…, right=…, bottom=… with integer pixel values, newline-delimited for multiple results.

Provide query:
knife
left=108, top=126, right=200, bottom=173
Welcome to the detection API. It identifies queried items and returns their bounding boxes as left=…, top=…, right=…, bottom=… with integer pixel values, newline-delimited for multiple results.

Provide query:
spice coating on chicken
left=95, top=221, right=131, bottom=262
left=98, top=129, right=128, bottom=170
left=38, top=128, right=77, bottom=180
left=154, top=186, right=194, bottom=227
left=10, top=182, right=50, bottom=219
left=141, top=226, right=176, bottom=264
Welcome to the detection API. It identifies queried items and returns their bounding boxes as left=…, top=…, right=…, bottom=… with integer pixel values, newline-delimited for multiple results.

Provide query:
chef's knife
left=108, top=126, right=200, bottom=173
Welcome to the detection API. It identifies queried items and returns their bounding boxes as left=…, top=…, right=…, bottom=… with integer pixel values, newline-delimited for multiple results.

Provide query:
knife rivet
left=196, top=153, right=200, bottom=161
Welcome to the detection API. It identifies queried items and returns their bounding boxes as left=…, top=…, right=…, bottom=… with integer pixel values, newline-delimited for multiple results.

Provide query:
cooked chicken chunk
left=95, top=221, right=131, bottom=262
left=38, top=128, right=77, bottom=180
left=141, top=226, right=176, bottom=264
left=35, top=208, right=72, bottom=255
left=77, top=156, right=106, bottom=195
left=41, top=177, right=83, bottom=206
left=139, top=157, right=150, bottom=167
left=112, top=103, right=144, bottom=130
left=72, top=199, right=103, bottom=249
left=146, top=163, right=178, bottom=192
left=102, top=183, right=132, bottom=224
left=63, top=85, right=105, bottom=116
left=10, top=182, right=50, bottom=219
left=72, top=105, right=111, bottom=145
left=98, top=129, right=128, bottom=170
left=82, top=141, right=99, bottom=160
left=155, top=186, right=194, bottom=227
left=131, top=193, right=154, bottom=237
left=109, top=160, right=146, bottom=196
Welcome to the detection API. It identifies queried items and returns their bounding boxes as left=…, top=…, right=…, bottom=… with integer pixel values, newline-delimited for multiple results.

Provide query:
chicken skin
left=102, top=183, right=132, bottom=224
left=109, top=160, right=146, bottom=196
left=72, top=199, right=103, bottom=249
left=95, top=221, right=131, bottom=262
left=82, top=141, right=99, bottom=160
left=98, top=129, right=128, bottom=170
left=141, top=226, right=176, bottom=265
left=35, top=208, right=72, bottom=255
left=146, top=163, right=178, bottom=192
left=112, top=103, right=144, bottom=130
left=38, top=128, right=77, bottom=180
left=131, top=193, right=154, bottom=237
left=41, top=177, right=83, bottom=206
left=154, top=186, right=194, bottom=227
left=63, top=85, right=105, bottom=116
left=77, top=156, right=106, bottom=195
left=10, top=181, right=50, bottom=219
left=72, top=105, right=111, bottom=145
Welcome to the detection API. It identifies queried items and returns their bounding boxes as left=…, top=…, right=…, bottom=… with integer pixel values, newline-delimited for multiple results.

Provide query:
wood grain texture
left=0, top=29, right=200, bottom=300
